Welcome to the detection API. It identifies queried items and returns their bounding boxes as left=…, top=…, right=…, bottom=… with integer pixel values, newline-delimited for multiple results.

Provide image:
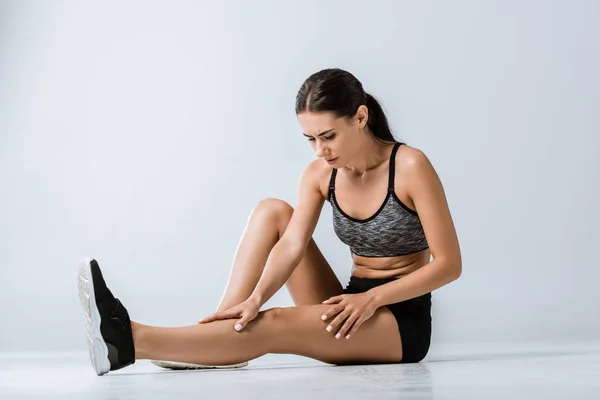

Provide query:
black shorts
left=342, top=276, right=432, bottom=363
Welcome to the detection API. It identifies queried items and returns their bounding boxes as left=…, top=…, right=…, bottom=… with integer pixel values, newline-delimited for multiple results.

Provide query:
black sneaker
left=77, top=257, right=135, bottom=375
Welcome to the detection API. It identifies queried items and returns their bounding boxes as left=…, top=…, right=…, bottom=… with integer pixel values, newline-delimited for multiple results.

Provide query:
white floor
left=2, top=342, right=599, bottom=399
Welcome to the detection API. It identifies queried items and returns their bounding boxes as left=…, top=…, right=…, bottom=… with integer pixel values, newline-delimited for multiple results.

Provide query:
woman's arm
left=369, top=148, right=462, bottom=306
left=249, top=160, right=326, bottom=307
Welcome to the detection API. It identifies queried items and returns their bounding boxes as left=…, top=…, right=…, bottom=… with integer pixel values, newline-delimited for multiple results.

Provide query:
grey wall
left=1, top=0, right=598, bottom=353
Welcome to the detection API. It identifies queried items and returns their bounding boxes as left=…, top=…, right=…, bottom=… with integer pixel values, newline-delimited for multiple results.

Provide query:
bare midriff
left=350, top=248, right=431, bottom=280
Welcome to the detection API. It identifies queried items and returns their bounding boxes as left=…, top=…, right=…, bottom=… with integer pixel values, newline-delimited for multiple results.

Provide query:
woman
left=78, top=68, right=462, bottom=376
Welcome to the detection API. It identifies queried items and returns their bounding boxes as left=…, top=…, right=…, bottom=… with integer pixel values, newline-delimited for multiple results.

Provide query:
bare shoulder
left=301, top=158, right=334, bottom=200
left=395, top=144, right=439, bottom=188
left=396, top=144, right=432, bottom=170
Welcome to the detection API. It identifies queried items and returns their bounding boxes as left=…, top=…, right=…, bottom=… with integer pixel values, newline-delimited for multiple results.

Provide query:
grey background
left=1, top=0, right=598, bottom=353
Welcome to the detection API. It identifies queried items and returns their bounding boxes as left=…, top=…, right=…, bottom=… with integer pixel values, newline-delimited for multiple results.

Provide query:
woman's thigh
left=267, top=198, right=342, bottom=305
left=265, top=304, right=403, bottom=364
left=286, top=237, right=344, bottom=306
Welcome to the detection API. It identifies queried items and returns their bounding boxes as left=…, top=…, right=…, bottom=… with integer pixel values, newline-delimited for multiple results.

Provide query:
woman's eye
left=306, top=134, right=335, bottom=142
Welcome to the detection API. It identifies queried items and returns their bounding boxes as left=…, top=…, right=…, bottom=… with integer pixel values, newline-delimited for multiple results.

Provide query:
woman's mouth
left=327, top=157, right=338, bottom=165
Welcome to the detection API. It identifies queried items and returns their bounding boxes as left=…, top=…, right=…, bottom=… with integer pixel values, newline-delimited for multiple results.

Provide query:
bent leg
left=218, top=198, right=342, bottom=311
left=133, top=305, right=403, bottom=366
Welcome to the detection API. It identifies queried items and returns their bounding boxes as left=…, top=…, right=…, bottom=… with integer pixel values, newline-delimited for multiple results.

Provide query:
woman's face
left=297, top=106, right=368, bottom=168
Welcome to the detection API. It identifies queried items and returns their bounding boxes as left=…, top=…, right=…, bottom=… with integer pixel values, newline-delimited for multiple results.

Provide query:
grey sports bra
left=328, top=142, right=429, bottom=257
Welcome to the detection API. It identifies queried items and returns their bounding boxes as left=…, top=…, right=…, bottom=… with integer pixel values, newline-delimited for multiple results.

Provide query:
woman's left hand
left=321, top=292, right=379, bottom=340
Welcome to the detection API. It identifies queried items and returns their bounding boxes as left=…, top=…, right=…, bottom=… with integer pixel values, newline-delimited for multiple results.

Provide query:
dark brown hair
left=295, top=68, right=397, bottom=143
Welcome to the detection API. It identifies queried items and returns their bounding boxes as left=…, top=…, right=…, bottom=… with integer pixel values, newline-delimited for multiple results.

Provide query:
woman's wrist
left=248, top=292, right=265, bottom=308
left=368, top=288, right=385, bottom=308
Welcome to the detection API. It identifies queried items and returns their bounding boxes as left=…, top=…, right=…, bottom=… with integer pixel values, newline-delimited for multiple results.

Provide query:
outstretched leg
left=78, top=258, right=403, bottom=376
left=133, top=305, right=402, bottom=367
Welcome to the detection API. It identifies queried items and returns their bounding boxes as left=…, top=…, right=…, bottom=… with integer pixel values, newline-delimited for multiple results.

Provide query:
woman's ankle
left=131, top=321, right=147, bottom=360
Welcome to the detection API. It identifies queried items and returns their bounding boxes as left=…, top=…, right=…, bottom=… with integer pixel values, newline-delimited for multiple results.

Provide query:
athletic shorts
left=342, top=276, right=432, bottom=363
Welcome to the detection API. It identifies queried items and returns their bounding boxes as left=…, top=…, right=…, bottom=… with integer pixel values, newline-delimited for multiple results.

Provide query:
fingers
left=197, top=309, right=238, bottom=324
left=321, top=304, right=345, bottom=323
left=325, top=309, right=352, bottom=338
left=321, top=293, right=373, bottom=339
left=322, top=295, right=342, bottom=304
left=234, top=313, right=249, bottom=331
left=198, top=313, right=218, bottom=324
left=234, top=308, right=258, bottom=331
left=345, top=317, right=365, bottom=339
left=337, top=314, right=361, bottom=339
left=327, top=311, right=362, bottom=339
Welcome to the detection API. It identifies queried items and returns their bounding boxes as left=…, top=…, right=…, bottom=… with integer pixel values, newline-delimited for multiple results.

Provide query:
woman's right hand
left=198, top=298, right=261, bottom=332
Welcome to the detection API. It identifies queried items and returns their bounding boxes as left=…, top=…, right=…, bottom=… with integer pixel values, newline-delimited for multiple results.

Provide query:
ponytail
left=365, top=93, right=397, bottom=144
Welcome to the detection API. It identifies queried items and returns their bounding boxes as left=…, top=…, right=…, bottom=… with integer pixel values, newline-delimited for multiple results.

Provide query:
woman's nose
left=316, top=143, right=327, bottom=157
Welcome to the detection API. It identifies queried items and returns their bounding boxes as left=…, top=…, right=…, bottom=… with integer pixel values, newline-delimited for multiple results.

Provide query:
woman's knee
left=250, top=198, right=293, bottom=233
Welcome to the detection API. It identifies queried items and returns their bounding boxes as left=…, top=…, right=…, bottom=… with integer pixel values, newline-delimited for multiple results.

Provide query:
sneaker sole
left=78, top=257, right=111, bottom=376
left=151, top=360, right=248, bottom=370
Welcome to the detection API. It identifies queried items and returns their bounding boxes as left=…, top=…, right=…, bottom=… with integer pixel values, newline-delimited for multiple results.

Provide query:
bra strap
left=388, top=142, right=402, bottom=192
left=328, top=168, right=338, bottom=197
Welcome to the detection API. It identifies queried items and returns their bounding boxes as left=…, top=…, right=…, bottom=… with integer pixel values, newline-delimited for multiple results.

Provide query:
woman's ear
left=355, top=105, right=369, bottom=128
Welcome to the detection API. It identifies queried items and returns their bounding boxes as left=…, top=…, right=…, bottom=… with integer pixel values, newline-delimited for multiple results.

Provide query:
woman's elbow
left=449, top=258, right=462, bottom=281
